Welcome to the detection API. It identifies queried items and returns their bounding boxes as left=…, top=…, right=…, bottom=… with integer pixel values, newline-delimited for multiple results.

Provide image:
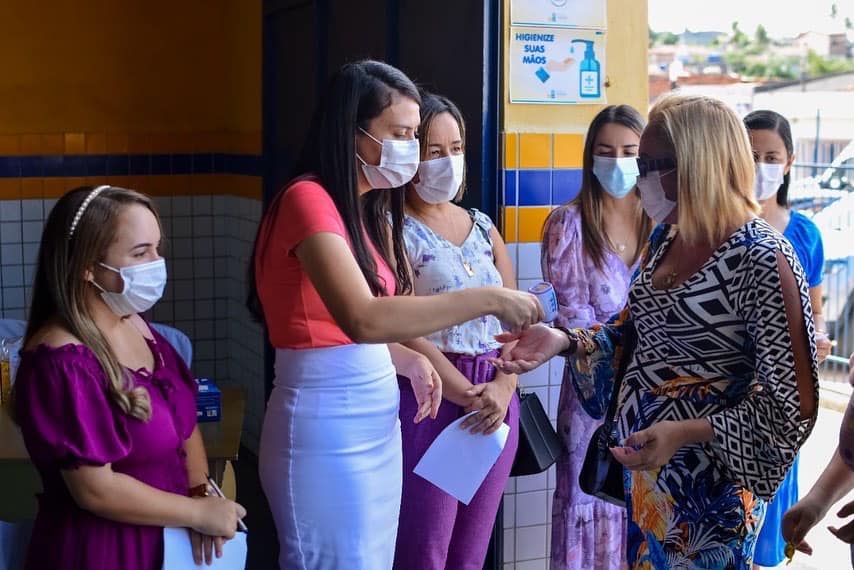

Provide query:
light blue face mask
left=592, top=155, right=640, bottom=198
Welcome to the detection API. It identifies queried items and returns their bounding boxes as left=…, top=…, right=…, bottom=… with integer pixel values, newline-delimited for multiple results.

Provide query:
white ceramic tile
left=195, top=299, right=214, bottom=320
left=516, top=490, right=549, bottom=527
left=173, top=280, right=195, bottom=301
left=516, top=470, right=548, bottom=493
left=194, top=238, right=214, bottom=258
left=192, top=195, right=213, bottom=215
left=173, top=260, right=194, bottom=280
left=504, top=529, right=515, bottom=563
left=195, top=319, right=217, bottom=339
left=154, top=196, right=172, bottom=217
left=0, top=201, right=21, bottom=222
left=22, top=243, right=39, bottom=264
left=43, top=199, right=57, bottom=216
left=519, top=364, right=549, bottom=388
left=0, top=222, right=22, bottom=243
left=196, top=340, right=216, bottom=361
left=515, top=524, right=547, bottom=561
left=548, top=385, right=561, bottom=419
left=174, top=301, right=194, bottom=321
left=193, top=216, right=213, bottom=236
left=515, top=559, right=547, bottom=570
left=503, top=494, right=516, bottom=529
left=172, top=196, right=192, bottom=216
left=1, top=244, right=22, bottom=265
left=173, top=238, right=194, bottom=258
left=21, top=221, right=42, bottom=243
left=504, top=563, right=515, bottom=570
left=547, top=464, right=557, bottom=490
left=193, top=258, right=214, bottom=279
left=1, top=265, right=23, bottom=288
left=2, top=287, right=25, bottom=309
left=2, top=307, right=25, bottom=320
left=517, top=243, right=543, bottom=281
left=549, top=356, right=565, bottom=385
left=20, top=200, right=42, bottom=221
left=171, top=217, right=193, bottom=238
left=517, top=278, right=540, bottom=292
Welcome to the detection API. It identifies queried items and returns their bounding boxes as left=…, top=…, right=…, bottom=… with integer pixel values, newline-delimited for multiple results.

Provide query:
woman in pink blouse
left=540, top=105, right=652, bottom=569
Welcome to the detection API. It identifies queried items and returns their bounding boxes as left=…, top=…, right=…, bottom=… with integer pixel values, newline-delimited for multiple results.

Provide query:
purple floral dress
left=541, top=205, right=636, bottom=570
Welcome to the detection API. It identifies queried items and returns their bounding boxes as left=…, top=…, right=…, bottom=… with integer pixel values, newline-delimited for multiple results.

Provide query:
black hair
left=247, top=60, right=419, bottom=322
left=744, top=109, right=794, bottom=207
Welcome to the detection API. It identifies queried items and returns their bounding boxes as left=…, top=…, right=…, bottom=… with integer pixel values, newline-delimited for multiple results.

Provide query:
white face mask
left=753, top=162, right=785, bottom=201
left=413, top=154, right=465, bottom=204
left=637, top=170, right=677, bottom=223
left=93, top=258, right=167, bottom=316
left=593, top=156, right=640, bottom=198
left=356, top=127, right=420, bottom=189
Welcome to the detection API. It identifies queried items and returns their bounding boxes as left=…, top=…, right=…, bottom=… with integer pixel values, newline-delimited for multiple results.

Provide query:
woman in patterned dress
left=541, top=105, right=652, bottom=570
left=491, top=94, right=820, bottom=569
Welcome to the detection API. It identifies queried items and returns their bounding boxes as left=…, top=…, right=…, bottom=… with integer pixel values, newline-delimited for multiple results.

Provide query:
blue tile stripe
left=0, top=153, right=262, bottom=178
left=502, top=168, right=582, bottom=207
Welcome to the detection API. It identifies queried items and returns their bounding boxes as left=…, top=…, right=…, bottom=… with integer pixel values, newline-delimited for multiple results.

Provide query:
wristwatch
left=554, top=326, right=579, bottom=357
left=189, top=483, right=212, bottom=498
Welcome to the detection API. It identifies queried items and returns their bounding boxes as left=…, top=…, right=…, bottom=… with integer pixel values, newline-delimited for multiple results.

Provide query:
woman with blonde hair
left=491, top=94, right=820, bottom=568
left=541, top=104, right=651, bottom=569
left=14, top=186, right=246, bottom=569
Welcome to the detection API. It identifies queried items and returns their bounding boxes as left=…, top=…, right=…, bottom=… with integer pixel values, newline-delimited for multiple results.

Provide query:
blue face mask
left=592, top=156, right=640, bottom=198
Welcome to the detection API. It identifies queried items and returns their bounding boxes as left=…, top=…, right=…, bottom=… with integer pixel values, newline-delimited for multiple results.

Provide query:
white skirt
left=259, top=343, right=401, bottom=570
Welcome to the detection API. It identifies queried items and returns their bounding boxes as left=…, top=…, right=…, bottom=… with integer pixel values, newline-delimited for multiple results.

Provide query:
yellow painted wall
left=502, top=0, right=649, bottom=133
left=0, top=1, right=261, bottom=135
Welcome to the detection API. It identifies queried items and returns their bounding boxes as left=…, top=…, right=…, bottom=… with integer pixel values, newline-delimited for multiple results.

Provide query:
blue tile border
left=501, top=168, right=582, bottom=207
left=0, top=153, right=263, bottom=178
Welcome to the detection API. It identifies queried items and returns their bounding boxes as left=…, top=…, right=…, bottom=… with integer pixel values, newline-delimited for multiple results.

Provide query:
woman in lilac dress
left=541, top=105, right=651, bottom=569
left=13, top=186, right=245, bottom=570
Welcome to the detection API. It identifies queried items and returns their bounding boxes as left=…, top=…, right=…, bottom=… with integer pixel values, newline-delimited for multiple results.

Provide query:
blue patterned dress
left=566, top=220, right=819, bottom=569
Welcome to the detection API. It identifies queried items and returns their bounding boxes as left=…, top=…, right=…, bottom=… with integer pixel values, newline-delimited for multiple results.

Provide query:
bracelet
left=554, top=326, right=578, bottom=357
left=188, top=483, right=212, bottom=498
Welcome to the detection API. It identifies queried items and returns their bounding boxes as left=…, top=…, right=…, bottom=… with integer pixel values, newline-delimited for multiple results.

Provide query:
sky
left=648, top=0, right=854, bottom=37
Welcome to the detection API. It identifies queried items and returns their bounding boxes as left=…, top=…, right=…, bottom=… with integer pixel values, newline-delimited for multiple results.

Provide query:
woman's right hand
left=492, top=288, right=543, bottom=332
left=190, top=497, right=247, bottom=539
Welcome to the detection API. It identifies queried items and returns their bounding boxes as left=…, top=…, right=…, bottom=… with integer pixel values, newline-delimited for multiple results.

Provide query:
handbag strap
left=599, top=225, right=670, bottom=439
left=601, top=323, right=637, bottom=437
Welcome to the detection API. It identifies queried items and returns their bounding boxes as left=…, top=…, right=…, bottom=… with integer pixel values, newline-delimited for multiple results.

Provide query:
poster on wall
left=509, top=27, right=606, bottom=105
left=510, top=0, right=606, bottom=29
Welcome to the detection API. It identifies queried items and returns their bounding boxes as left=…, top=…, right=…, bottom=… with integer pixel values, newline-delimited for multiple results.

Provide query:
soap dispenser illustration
left=570, top=39, right=600, bottom=99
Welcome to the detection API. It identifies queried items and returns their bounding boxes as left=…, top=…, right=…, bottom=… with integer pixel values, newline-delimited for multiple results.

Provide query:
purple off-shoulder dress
left=13, top=328, right=198, bottom=570
left=541, top=205, right=636, bottom=570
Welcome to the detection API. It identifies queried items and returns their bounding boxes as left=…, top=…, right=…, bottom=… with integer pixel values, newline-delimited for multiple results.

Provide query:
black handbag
left=577, top=322, right=637, bottom=507
left=510, top=391, right=563, bottom=477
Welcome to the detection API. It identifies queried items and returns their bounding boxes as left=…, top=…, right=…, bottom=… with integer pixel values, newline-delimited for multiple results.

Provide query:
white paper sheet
left=413, top=411, right=510, bottom=505
left=162, top=527, right=247, bottom=570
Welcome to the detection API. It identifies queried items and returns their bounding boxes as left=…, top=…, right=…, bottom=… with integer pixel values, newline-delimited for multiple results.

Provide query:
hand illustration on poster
left=509, top=27, right=606, bottom=104
left=510, top=0, right=606, bottom=29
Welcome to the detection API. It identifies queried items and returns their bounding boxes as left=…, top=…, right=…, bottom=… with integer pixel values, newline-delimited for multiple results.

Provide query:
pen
left=206, top=474, right=248, bottom=533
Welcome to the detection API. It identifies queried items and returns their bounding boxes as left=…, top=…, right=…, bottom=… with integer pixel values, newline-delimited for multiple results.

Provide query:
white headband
left=68, top=185, right=109, bottom=238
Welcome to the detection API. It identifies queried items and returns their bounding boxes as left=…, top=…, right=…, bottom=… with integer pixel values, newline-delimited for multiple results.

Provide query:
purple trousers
left=394, top=350, right=520, bottom=570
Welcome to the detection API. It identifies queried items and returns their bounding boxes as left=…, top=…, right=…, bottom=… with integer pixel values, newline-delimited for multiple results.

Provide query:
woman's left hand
left=189, top=529, right=227, bottom=565
left=461, top=381, right=514, bottom=435
left=610, top=420, right=685, bottom=471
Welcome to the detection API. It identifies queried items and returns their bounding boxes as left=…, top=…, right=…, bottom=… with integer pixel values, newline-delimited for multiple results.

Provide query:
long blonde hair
left=25, top=186, right=161, bottom=421
left=647, top=94, right=758, bottom=246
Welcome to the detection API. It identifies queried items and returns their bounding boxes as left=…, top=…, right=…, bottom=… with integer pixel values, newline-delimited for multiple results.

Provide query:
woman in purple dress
left=13, top=186, right=246, bottom=570
left=541, top=105, right=651, bottom=569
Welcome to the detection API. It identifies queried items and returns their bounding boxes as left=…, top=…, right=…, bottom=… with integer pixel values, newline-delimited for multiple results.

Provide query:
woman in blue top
left=745, top=109, right=831, bottom=569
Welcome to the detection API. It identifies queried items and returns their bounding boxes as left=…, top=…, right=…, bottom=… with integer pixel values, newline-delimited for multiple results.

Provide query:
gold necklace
left=658, top=237, right=682, bottom=288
